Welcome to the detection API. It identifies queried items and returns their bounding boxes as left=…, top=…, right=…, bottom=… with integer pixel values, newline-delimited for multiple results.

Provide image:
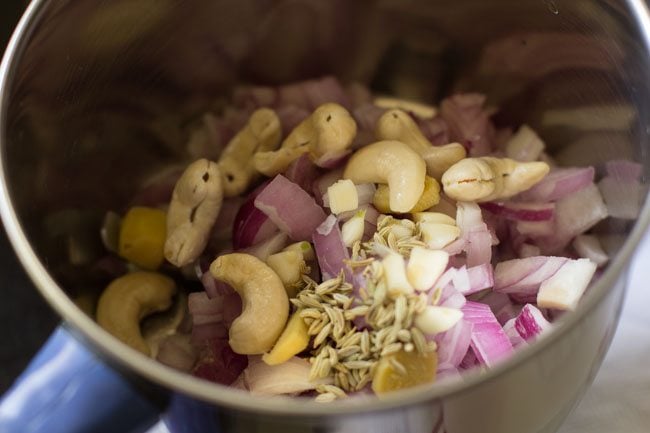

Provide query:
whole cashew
left=210, top=253, right=289, bottom=355
left=165, top=159, right=223, bottom=267
left=97, top=271, right=177, bottom=356
left=441, top=156, right=550, bottom=202
left=343, top=140, right=426, bottom=213
left=375, top=109, right=466, bottom=179
left=254, top=103, right=357, bottom=176
left=218, top=108, right=282, bottom=197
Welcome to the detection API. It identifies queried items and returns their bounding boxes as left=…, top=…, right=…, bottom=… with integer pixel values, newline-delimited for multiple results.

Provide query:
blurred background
left=0, top=1, right=58, bottom=393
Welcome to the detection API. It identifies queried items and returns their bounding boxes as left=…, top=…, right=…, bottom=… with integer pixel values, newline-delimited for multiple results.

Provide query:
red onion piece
left=496, top=303, right=524, bottom=325
left=232, top=85, right=278, bottom=109
left=443, top=238, right=467, bottom=256
left=494, top=256, right=568, bottom=296
left=188, top=292, right=224, bottom=315
left=440, top=93, right=495, bottom=157
left=313, top=150, right=351, bottom=169
left=536, top=183, right=608, bottom=253
left=355, top=184, right=377, bottom=206
left=452, top=266, right=470, bottom=293
left=353, top=103, right=386, bottom=133
left=480, top=201, right=555, bottom=222
left=302, top=76, right=352, bottom=110
left=465, top=264, right=495, bottom=294
left=241, top=232, right=289, bottom=261
left=514, top=304, right=551, bottom=341
left=191, top=322, right=228, bottom=344
left=232, top=182, right=279, bottom=250
left=245, top=356, right=330, bottom=396
left=503, top=319, right=527, bottom=348
left=515, top=220, right=555, bottom=237
left=193, top=338, right=248, bottom=386
left=192, top=313, right=224, bottom=326
left=605, top=159, right=642, bottom=183
left=201, top=272, right=235, bottom=300
left=312, top=215, right=351, bottom=281
left=416, top=116, right=449, bottom=146
left=461, top=301, right=514, bottom=367
left=276, top=105, right=310, bottom=136
left=478, top=290, right=511, bottom=317
left=466, top=226, right=493, bottom=267
left=438, top=283, right=467, bottom=310
left=222, top=294, right=243, bottom=329
left=516, top=167, right=594, bottom=202
left=254, top=174, right=327, bottom=241
left=283, top=153, right=323, bottom=195
left=435, top=319, right=473, bottom=369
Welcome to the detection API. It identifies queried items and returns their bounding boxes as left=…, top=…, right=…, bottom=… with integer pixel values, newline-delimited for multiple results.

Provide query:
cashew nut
left=343, top=140, right=426, bottom=213
left=375, top=109, right=466, bottom=179
left=209, top=253, right=289, bottom=354
left=254, top=103, right=357, bottom=176
left=373, top=97, right=437, bottom=119
left=97, top=271, right=177, bottom=356
left=164, top=159, right=223, bottom=267
left=441, top=156, right=550, bottom=202
left=373, top=175, right=440, bottom=214
left=218, top=108, right=282, bottom=197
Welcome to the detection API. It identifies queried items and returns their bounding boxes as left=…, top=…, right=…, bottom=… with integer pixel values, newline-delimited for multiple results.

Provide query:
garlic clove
left=327, top=179, right=359, bottom=214
left=341, top=209, right=366, bottom=247
left=412, top=212, right=456, bottom=226
left=419, top=222, right=461, bottom=250
left=414, top=305, right=463, bottom=335
left=406, top=247, right=449, bottom=292
left=382, top=253, right=414, bottom=297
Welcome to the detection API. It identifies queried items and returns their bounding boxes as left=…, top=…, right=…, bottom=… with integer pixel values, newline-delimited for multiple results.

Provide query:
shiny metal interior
left=2, top=0, right=650, bottom=430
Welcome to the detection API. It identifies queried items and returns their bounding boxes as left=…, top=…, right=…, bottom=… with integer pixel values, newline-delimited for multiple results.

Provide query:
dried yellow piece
left=262, top=310, right=310, bottom=365
left=373, top=176, right=440, bottom=214
left=118, top=207, right=167, bottom=270
left=371, top=349, right=438, bottom=395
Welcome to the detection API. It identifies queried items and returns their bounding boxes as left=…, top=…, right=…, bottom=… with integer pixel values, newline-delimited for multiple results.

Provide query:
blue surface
left=0, top=326, right=161, bottom=433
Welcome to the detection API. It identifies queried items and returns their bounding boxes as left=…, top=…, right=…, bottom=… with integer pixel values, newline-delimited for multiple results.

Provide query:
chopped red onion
left=345, top=82, right=372, bottom=108
left=312, top=168, right=344, bottom=205
left=466, top=226, right=493, bottom=267
left=313, top=151, right=351, bottom=169
left=312, top=215, right=351, bottom=281
left=438, top=284, right=467, bottom=309
left=443, top=238, right=467, bottom=256
left=516, top=166, right=594, bottom=202
left=241, top=232, right=289, bottom=261
left=302, top=76, right=352, bottom=110
left=502, top=319, right=527, bottom=347
left=572, top=234, right=609, bottom=267
left=461, top=301, right=514, bottom=367
left=191, top=322, right=228, bottom=344
left=355, top=183, right=377, bottom=206
left=517, top=243, right=541, bottom=258
left=537, top=258, right=597, bottom=310
left=192, top=313, right=224, bottom=326
left=515, top=220, right=555, bottom=237
left=480, top=201, right=554, bottom=222
left=537, top=183, right=608, bottom=253
left=477, top=290, right=511, bottom=316
left=495, top=303, right=523, bottom=325
left=283, top=153, right=323, bottom=195
left=452, top=266, right=471, bottom=293
left=255, top=174, right=327, bottom=241
left=465, top=264, right=494, bottom=294
left=232, top=85, right=278, bottom=109
left=494, top=256, right=568, bottom=296
left=416, top=116, right=449, bottom=146
left=435, top=319, right=473, bottom=369
left=276, top=105, right=310, bottom=136
left=201, top=272, right=235, bottom=300
left=514, top=304, right=551, bottom=341
left=353, top=103, right=386, bottom=133
left=440, top=93, right=495, bottom=157
left=232, top=182, right=279, bottom=250
left=188, top=292, right=224, bottom=316
left=277, top=82, right=310, bottom=109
